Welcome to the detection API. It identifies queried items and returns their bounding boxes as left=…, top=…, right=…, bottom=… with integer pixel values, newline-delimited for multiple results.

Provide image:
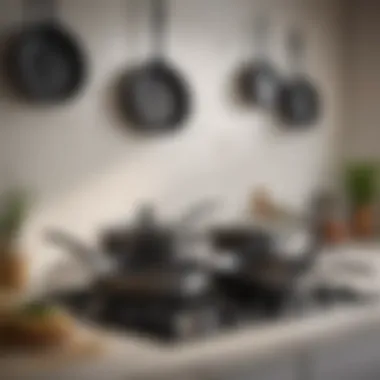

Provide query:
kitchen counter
left=2, top=301, right=380, bottom=380
left=3, top=243, right=380, bottom=380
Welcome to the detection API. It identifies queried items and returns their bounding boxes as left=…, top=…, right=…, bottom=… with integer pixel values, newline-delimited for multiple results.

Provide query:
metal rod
left=151, top=0, right=166, bottom=59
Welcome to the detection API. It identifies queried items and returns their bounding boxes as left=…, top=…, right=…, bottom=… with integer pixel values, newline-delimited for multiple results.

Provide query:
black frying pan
left=4, top=0, right=87, bottom=103
left=118, top=0, right=191, bottom=133
left=277, top=30, right=320, bottom=126
left=238, top=14, right=280, bottom=109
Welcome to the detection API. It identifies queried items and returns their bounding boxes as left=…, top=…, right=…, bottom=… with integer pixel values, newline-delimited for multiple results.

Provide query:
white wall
left=0, top=0, right=344, bottom=282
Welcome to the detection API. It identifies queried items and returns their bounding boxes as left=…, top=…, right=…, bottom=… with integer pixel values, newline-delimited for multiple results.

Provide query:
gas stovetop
left=46, top=284, right=372, bottom=343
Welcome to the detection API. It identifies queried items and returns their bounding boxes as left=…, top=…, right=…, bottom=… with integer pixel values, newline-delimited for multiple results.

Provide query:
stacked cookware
left=46, top=200, right=321, bottom=341
left=47, top=203, right=222, bottom=340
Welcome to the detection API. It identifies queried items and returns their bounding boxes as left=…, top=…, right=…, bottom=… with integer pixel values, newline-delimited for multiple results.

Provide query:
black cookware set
left=2, top=0, right=321, bottom=131
left=44, top=201, right=321, bottom=342
left=236, top=10, right=320, bottom=127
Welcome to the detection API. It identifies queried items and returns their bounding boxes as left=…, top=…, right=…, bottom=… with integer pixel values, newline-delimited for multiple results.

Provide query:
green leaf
left=0, top=189, right=30, bottom=241
left=345, top=162, right=379, bottom=206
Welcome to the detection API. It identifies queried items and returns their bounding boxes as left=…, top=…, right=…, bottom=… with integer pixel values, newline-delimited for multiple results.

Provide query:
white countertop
left=2, top=302, right=380, bottom=380
left=3, top=243, right=380, bottom=380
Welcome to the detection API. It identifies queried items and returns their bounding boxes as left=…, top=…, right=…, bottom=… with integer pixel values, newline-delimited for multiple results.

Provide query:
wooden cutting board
left=0, top=290, right=104, bottom=371
left=0, top=323, right=104, bottom=372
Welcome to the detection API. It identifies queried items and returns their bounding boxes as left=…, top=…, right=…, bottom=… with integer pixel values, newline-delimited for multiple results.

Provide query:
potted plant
left=0, top=190, right=29, bottom=291
left=345, top=162, right=379, bottom=239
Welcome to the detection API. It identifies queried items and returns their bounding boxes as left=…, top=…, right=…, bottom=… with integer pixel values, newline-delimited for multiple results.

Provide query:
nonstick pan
left=277, top=29, right=320, bottom=127
left=238, top=13, right=280, bottom=109
left=4, top=0, right=87, bottom=103
left=118, top=0, right=191, bottom=134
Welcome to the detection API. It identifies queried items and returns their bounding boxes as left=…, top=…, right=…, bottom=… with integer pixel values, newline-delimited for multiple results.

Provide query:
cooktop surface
left=46, top=284, right=373, bottom=344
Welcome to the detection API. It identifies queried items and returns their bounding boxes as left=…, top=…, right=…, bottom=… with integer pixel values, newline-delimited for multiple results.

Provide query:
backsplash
left=0, top=0, right=344, bottom=282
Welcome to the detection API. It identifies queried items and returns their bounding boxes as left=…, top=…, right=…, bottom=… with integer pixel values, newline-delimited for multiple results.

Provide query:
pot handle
left=45, top=229, right=115, bottom=277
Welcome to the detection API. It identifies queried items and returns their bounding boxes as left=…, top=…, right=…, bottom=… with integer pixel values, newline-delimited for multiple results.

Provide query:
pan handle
left=22, top=0, right=58, bottom=24
left=151, top=0, right=167, bottom=60
left=252, top=12, right=270, bottom=59
left=45, top=229, right=115, bottom=277
left=287, top=28, right=306, bottom=75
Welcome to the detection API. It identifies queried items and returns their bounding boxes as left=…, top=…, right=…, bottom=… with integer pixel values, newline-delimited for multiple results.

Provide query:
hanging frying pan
left=4, top=0, right=87, bottom=103
left=277, top=29, right=320, bottom=127
left=238, top=13, right=280, bottom=109
left=118, top=0, right=191, bottom=134
left=117, top=0, right=191, bottom=133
